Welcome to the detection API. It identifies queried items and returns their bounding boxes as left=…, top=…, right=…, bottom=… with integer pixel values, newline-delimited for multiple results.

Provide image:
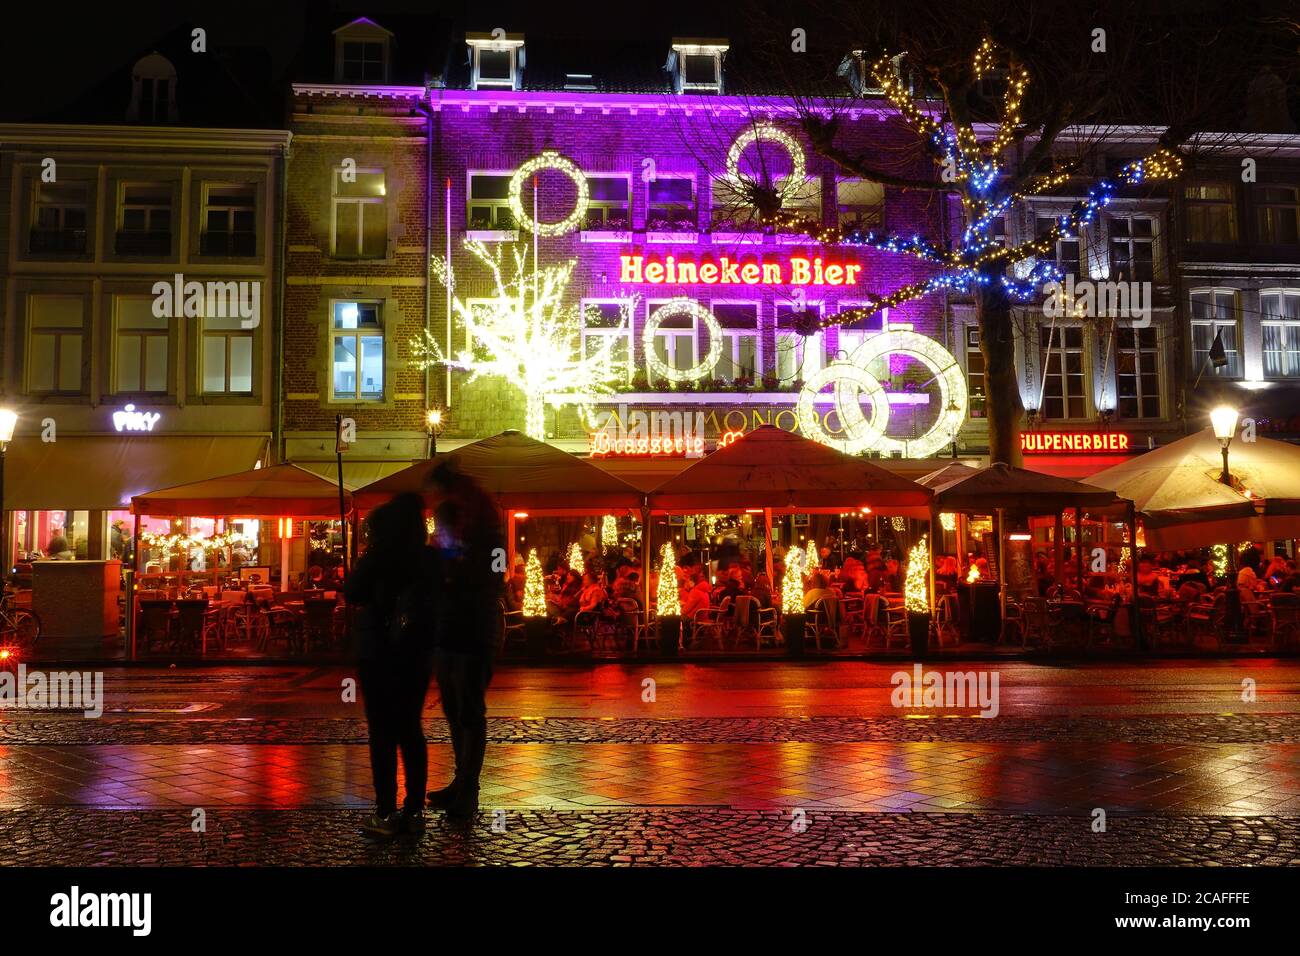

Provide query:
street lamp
left=0, top=408, right=17, bottom=576
left=1210, top=405, right=1239, bottom=486
left=425, top=407, right=444, bottom=458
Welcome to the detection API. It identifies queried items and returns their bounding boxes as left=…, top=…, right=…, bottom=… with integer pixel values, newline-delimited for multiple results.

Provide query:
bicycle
left=0, top=588, right=41, bottom=654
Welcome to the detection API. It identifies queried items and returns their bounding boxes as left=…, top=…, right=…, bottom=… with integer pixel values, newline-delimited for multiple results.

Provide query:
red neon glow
left=1020, top=431, right=1131, bottom=453
left=513, top=512, right=529, bottom=519
left=589, top=432, right=705, bottom=457
left=718, top=429, right=744, bottom=448
left=619, top=254, right=862, bottom=287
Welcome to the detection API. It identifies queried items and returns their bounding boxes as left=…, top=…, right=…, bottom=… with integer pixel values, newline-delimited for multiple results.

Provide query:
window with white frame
left=1107, top=215, right=1156, bottom=282
left=711, top=303, right=760, bottom=381
left=1115, top=326, right=1161, bottom=418
left=339, top=40, right=387, bottom=83
left=583, top=175, right=630, bottom=230
left=1257, top=187, right=1300, bottom=245
left=1184, top=183, right=1237, bottom=243
left=647, top=300, right=698, bottom=383
left=201, top=184, right=256, bottom=256
left=647, top=177, right=695, bottom=230
left=672, top=42, right=726, bottom=94
left=964, top=325, right=986, bottom=416
left=836, top=179, right=884, bottom=232
left=1039, top=326, right=1087, bottom=419
left=781, top=177, right=822, bottom=231
left=774, top=302, right=824, bottom=382
left=202, top=313, right=254, bottom=394
left=581, top=300, right=635, bottom=383
left=331, top=167, right=386, bottom=258
left=467, top=174, right=515, bottom=230
left=710, top=176, right=757, bottom=230
left=330, top=301, right=383, bottom=400
left=1261, top=291, right=1300, bottom=377
left=27, top=294, right=84, bottom=394
left=1035, top=214, right=1083, bottom=276
left=467, top=35, right=523, bottom=90
left=31, top=183, right=88, bottom=253
left=114, top=296, right=169, bottom=394
left=1190, top=290, right=1240, bottom=378
left=117, top=183, right=172, bottom=255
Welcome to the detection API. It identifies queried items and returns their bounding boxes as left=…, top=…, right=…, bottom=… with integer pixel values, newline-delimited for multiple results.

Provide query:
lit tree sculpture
left=781, top=547, right=806, bottom=615
left=413, top=239, right=630, bottom=441
left=601, top=515, right=618, bottom=549
left=656, top=542, right=681, bottom=617
left=567, top=541, right=585, bottom=576
left=522, top=548, right=547, bottom=618
left=905, top=534, right=931, bottom=614
left=804, top=541, right=820, bottom=573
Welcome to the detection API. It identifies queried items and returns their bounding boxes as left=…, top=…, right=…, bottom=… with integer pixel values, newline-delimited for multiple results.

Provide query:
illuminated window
left=646, top=300, right=697, bottom=384
left=330, top=301, right=383, bottom=400
left=1261, top=291, right=1300, bottom=377
left=712, top=303, right=760, bottom=381
left=964, top=325, right=985, bottom=416
left=27, top=295, right=84, bottom=394
left=671, top=41, right=727, bottom=94
left=1256, top=187, right=1299, bottom=245
left=331, top=167, right=386, bottom=258
left=203, top=314, right=253, bottom=394
left=467, top=34, right=524, bottom=90
left=836, top=179, right=884, bottom=231
left=583, top=175, right=630, bottom=230
left=1184, top=183, right=1237, bottom=243
left=467, top=173, right=515, bottom=230
left=30, top=183, right=88, bottom=253
left=114, top=295, right=169, bottom=394
left=580, top=300, right=635, bottom=383
left=647, top=177, right=695, bottom=230
left=1190, top=290, right=1240, bottom=378
left=775, top=302, right=824, bottom=382
left=1116, top=327, right=1161, bottom=418
left=1039, top=326, right=1087, bottom=419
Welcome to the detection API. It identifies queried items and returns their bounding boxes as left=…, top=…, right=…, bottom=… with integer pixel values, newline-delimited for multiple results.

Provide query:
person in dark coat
left=346, top=492, right=439, bottom=838
left=425, top=462, right=505, bottom=820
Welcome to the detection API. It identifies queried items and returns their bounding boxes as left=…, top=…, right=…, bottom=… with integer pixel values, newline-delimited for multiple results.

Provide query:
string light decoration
left=522, top=548, right=547, bottom=617
left=781, top=547, right=806, bottom=615
left=642, top=298, right=723, bottom=382
left=568, top=541, right=585, bottom=575
left=508, top=150, right=589, bottom=237
left=1212, top=544, right=1229, bottom=578
left=804, top=541, right=819, bottom=572
left=940, top=513, right=957, bottom=532
left=601, top=515, right=618, bottom=549
left=656, top=543, right=681, bottom=617
left=140, top=529, right=245, bottom=558
left=724, top=122, right=808, bottom=204
left=905, top=534, right=930, bottom=613
left=414, top=240, right=628, bottom=440
left=891, top=516, right=907, bottom=532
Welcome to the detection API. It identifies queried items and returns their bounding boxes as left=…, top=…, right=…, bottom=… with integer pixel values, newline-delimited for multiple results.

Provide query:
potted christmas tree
left=905, top=535, right=932, bottom=659
left=521, top=548, right=551, bottom=656
left=781, top=548, right=806, bottom=657
left=656, top=542, right=681, bottom=656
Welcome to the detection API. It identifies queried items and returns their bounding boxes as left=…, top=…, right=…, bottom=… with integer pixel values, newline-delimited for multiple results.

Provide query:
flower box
left=465, top=229, right=519, bottom=242
left=645, top=231, right=699, bottom=244
left=580, top=230, right=633, bottom=243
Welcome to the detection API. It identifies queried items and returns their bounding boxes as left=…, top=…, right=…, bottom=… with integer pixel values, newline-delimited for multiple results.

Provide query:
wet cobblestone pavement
left=3, top=808, right=1298, bottom=866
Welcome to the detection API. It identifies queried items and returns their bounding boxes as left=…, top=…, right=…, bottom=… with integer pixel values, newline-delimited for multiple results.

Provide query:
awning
left=923, top=461, right=1127, bottom=514
left=132, top=463, right=351, bottom=518
left=293, top=459, right=418, bottom=492
left=2, top=435, right=268, bottom=512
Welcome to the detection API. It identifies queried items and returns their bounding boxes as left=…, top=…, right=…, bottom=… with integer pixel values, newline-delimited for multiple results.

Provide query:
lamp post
left=1210, top=405, right=1240, bottom=486
left=0, top=409, right=17, bottom=576
left=425, top=407, right=444, bottom=459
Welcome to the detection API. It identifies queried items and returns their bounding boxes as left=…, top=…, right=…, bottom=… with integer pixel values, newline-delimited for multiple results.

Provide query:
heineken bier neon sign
left=619, top=253, right=863, bottom=287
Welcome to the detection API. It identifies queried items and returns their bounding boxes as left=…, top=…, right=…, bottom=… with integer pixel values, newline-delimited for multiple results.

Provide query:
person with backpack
left=346, top=492, right=439, bottom=838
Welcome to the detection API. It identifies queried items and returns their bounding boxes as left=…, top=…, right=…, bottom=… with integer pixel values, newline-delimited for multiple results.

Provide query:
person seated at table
left=612, top=568, right=642, bottom=606
left=802, top=572, right=836, bottom=611
left=1083, top=574, right=1115, bottom=600
left=936, top=556, right=960, bottom=594
left=1264, top=555, right=1289, bottom=587
left=577, top=570, right=608, bottom=614
left=505, top=564, right=526, bottom=612
left=1176, top=562, right=1210, bottom=591
left=548, top=569, right=583, bottom=623
left=1277, top=561, right=1300, bottom=593
left=865, top=557, right=887, bottom=592
left=1135, top=559, right=1169, bottom=598
left=1237, top=561, right=1260, bottom=591
left=713, top=567, right=746, bottom=604
left=749, top=573, right=774, bottom=609
left=680, top=573, right=712, bottom=620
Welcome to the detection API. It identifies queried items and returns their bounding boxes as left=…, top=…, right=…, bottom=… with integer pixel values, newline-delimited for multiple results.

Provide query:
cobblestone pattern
left=3, top=808, right=1297, bottom=867
left=3, top=714, right=1300, bottom=745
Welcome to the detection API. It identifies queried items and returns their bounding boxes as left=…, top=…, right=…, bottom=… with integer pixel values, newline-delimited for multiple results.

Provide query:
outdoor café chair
left=173, top=599, right=212, bottom=655
left=614, top=598, right=648, bottom=652
left=1269, top=592, right=1300, bottom=646
left=1186, top=593, right=1226, bottom=648
left=935, top=593, right=961, bottom=647
left=260, top=607, right=304, bottom=655
left=754, top=606, right=779, bottom=649
left=1239, top=589, right=1274, bottom=644
left=137, top=600, right=174, bottom=654
left=805, top=596, right=841, bottom=650
left=301, top=598, right=338, bottom=654
left=635, top=607, right=663, bottom=653
left=500, top=601, right=526, bottom=654
left=882, top=597, right=908, bottom=649
left=691, top=607, right=729, bottom=650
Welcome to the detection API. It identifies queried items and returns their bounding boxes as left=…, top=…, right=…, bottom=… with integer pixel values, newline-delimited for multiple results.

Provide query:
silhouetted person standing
left=347, top=493, right=439, bottom=838
left=426, top=463, right=504, bottom=820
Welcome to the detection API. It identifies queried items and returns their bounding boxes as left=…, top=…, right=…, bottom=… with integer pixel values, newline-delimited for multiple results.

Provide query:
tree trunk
left=976, top=275, right=1024, bottom=467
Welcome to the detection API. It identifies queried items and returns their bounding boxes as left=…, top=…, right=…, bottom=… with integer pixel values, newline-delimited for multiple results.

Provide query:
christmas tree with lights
left=781, top=548, right=806, bottom=615
left=601, top=515, right=618, bottom=549
left=656, top=542, right=681, bottom=617
left=522, top=548, right=547, bottom=618
left=567, top=542, right=585, bottom=576
left=905, top=535, right=931, bottom=614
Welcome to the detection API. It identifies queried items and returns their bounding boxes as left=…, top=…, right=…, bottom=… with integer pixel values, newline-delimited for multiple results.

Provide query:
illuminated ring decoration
left=642, top=298, right=723, bottom=383
left=725, top=123, right=807, bottom=204
left=798, top=330, right=968, bottom=458
left=796, top=360, right=890, bottom=455
left=508, top=151, right=589, bottom=236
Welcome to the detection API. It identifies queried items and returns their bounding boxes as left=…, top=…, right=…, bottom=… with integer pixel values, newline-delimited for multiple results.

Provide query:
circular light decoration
left=725, top=122, right=807, bottom=204
left=798, top=330, right=968, bottom=459
left=642, top=298, right=723, bottom=382
left=508, top=150, right=589, bottom=236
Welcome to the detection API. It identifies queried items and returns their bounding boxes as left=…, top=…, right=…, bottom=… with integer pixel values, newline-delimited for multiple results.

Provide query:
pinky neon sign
left=619, top=254, right=862, bottom=286
left=589, top=432, right=705, bottom=457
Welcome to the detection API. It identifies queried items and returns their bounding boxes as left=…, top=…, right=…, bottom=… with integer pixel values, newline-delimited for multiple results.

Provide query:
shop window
left=647, top=177, right=695, bottom=230
left=117, top=183, right=172, bottom=255
left=467, top=173, right=516, bottom=230
left=583, top=175, right=630, bottom=230
left=28, top=294, right=85, bottom=394
left=1190, top=289, right=1240, bottom=378
left=331, top=300, right=383, bottom=400
left=1261, top=291, right=1300, bottom=377
left=1116, top=327, right=1161, bottom=418
left=201, top=184, right=257, bottom=256
left=1185, top=183, right=1237, bottom=243
left=202, top=314, right=254, bottom=394
left=1039, top=326, right=1087, bottom=419
left=30, top=182, right=88, bottom=253
left=331, top=167, right=386, bottom=258
left=1256, top=186, right=1300, bottom=245
left=114, top=295, right=169, bottom=393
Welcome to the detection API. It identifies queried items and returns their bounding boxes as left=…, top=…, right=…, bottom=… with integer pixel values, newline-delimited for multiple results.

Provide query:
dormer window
left=333, top=17, right=393, bottom=85
left=467, top=33, right=524, bottom=91
left=127, top=54, right=178, bottom=123
left=564, top=73, right=596, bottom=91
left=669, top=39, right=728, bottom=94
